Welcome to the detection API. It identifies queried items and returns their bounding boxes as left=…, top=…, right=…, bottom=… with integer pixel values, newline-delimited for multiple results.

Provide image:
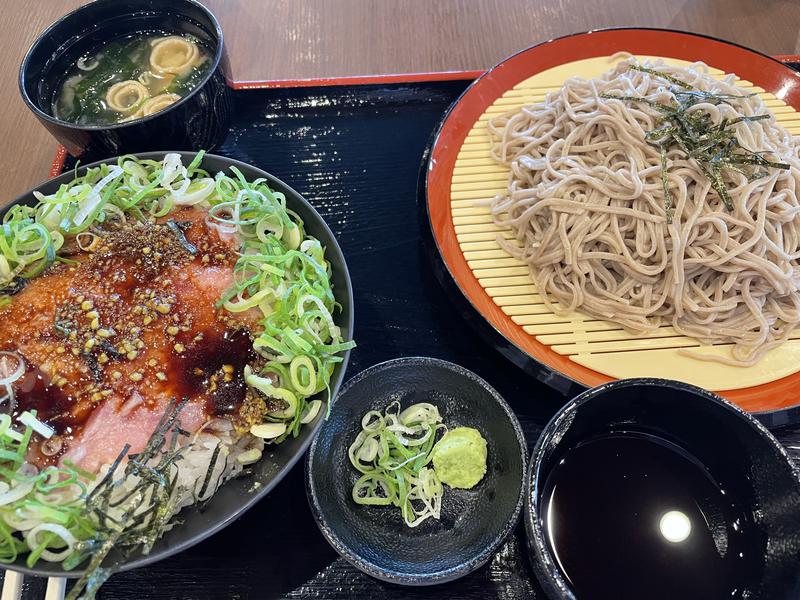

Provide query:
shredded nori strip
left=602, top=65, right=790, bottom=220
left=166, top=220, right=197, bottom=255
left=196, top=443, right=222, bottom=500
left=67, top=399, right=192, bottom=600
left=99, top=340, right=124, bottom=360
left=0, top=278, right=27, bottom=297
left=629, top=64, right=696, bottom=90
left=84, top=352, right=103, bottom=383
left=658, top=146, right=673, bottom=223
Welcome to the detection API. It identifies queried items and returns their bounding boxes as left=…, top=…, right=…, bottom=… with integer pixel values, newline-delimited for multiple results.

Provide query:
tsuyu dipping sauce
left=540, top=430, right=761, bottom=600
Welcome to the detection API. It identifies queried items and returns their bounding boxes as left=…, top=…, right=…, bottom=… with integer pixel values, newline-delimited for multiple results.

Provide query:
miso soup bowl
left=526, top=378, right=800, bottom=600
left=19, top=0, right=231, bottom=158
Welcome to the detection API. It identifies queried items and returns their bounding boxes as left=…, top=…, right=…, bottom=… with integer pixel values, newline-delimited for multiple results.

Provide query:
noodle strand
left=489, top=59, right=800, bottom=366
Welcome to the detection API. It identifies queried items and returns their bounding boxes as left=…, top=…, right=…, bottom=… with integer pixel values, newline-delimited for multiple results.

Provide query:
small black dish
left=1, top=151, right=353, bottom=577
left=306, top=357, right=527, bottom=585
left=526, top=378, right=800, bottom=600
left=19, top=0, right=231, bottom=158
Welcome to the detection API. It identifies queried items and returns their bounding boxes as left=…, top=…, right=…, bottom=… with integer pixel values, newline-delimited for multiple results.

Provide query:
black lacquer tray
left=9, top=63, right=800, bottom=599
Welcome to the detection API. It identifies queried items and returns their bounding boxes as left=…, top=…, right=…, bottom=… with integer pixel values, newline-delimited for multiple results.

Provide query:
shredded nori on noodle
left=602, top=65, right=790, bottom=223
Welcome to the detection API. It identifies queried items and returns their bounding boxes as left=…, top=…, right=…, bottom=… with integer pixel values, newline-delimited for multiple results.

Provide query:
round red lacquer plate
left=423, top=28, right=800, bottom=423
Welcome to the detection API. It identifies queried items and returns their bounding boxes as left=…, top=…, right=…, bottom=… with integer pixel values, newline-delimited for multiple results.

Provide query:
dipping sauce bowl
left=526, top=378, right=800, bottom=600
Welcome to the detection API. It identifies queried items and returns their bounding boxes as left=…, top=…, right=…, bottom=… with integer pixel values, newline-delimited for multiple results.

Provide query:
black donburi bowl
left=526, top=378, right=800, bottom=600
left=306, top=357, right=527, bottom=585
left=19, top=0, right=231, bottom=158
left=0, top=151, right=354, bottom=577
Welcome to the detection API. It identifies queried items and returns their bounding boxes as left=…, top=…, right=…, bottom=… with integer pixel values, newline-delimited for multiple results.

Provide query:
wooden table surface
left=1, top=0, right=799, bottom=200
left=0, top=2, right=798, bottom=598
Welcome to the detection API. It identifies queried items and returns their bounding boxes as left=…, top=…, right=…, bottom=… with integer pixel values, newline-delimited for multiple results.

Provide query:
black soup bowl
left=19, top=0, right=231, bottom=158
left=1, top=151, right=353, bottom=577
left=526, top=378, right=800, bottom=600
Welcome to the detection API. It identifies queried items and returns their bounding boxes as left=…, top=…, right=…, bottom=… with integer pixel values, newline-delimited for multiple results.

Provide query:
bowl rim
left=305, top=356, right=528, bottom=585
left=0, top=150, right=355, bottom=578
left=18, top=0, right=225, bottom=132
left=524, top=377, right=800, bottom=600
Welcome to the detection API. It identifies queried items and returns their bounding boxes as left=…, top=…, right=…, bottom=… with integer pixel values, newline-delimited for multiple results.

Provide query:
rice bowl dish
left=0, top=151, right=353, bottom=596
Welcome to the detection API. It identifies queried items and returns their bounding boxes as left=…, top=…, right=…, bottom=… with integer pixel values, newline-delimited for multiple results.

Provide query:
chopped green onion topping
left=349, top=402, right=445, bottom=527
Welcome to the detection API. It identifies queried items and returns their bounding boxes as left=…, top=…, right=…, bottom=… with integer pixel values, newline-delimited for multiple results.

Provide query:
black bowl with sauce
left=19, top=0, right=231, bottom=158
left=525, top=378, right=800, bottom=600
left=0, top=151, right=354, bottom=577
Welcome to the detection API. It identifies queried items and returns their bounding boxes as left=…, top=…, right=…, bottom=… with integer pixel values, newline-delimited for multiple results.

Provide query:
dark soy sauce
left=541, top=432, right=761, bottom=600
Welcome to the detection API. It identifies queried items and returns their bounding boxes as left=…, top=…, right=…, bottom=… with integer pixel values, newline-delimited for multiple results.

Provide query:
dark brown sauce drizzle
left=173, top=328, right=256, bottom=416
left=1, top=212, right=257, bottom=466
left=14, top=363, right=82, bottom=427
left=12, top=362, right=80, bottom=467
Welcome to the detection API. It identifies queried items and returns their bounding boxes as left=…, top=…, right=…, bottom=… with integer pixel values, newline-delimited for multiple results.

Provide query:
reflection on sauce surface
left=541, top=432, right=762, bottom=600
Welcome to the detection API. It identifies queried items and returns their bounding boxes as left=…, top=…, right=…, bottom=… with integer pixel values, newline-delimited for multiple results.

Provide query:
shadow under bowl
left=306, top=356, right=527, bottom=585
left=1, top=151, right=353, bottom=577
left=19, top=0, right=232, bottom=159
left=526, top=378, right=800, bottom=600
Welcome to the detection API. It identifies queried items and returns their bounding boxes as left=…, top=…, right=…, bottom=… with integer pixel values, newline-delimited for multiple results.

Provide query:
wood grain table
left=0, top=0, right=798, bottom=200
left=0, top=2, right=799, bottom=599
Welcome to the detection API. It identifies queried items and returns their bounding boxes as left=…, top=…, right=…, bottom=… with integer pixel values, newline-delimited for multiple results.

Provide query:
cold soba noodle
left=489, top=58, right=800, bottom=366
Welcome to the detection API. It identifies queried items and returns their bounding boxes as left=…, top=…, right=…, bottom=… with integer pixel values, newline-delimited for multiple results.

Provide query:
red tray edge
left=47, top=58, right=800, bottom=177
left=47, top=69, right=484, bottom=177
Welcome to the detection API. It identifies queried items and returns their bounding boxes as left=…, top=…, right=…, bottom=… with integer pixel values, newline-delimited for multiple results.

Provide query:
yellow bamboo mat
left=451, top=55, right=800, bottom=391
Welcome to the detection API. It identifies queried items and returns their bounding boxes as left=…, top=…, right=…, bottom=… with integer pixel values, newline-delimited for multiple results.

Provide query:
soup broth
left=53, top=32, right=211, bottom=125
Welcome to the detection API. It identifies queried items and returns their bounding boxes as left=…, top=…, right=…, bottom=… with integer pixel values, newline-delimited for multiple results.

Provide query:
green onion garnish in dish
left=349, top=402, right=490, bottom=527
left=349, top=402, right=445, bottom=527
